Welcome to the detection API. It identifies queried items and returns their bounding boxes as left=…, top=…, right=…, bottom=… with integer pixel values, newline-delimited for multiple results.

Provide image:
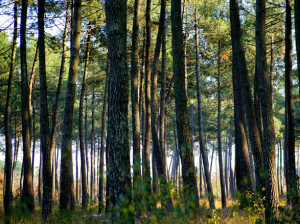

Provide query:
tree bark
left=4, top=1, right=18, bottom=218
left=285, top=0, right=299, bottom=206
left=59, top=0, right=82, bottom=211
left=105, top=0, right=132, bottom=220
left=217, top=40, right=226, bottom=208
left=171, top=0, right=199, bottom=209
left=20, top=0, right=35, bottom=213
left=78, top=26, right=91, bottom=209
left=130, top=0, right=142, bottom=213
left=143, top=0, right=153, bottom=199
left=38, top=0, right=53, bottom=219
left=230, top=0, right=262, bottom=195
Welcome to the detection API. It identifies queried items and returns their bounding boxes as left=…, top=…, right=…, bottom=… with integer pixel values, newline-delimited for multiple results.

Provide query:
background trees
left=0, top=0, right=299, bottom=223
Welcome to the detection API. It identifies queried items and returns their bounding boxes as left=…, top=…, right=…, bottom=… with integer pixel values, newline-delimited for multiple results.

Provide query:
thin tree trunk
left=78, top=26, right=91, bottom=209
left=228, top=116, right=236, bottom=198
left=295, top=0, right=300, bottom=99
left=4, top=1, right=18, bottom=218
left=130, top=0, right=142, bottom=213
left=59, top=0, right=82, bottom=211
left=98, top=67, right=108, bottom=214
left=151, top=0, right=172, bottom=210
left=285, top=0, right=299, bottom=206
left=171, top=0, right=199, bottom=208
left=90, top=86, right=95, bottom=202
left=144, top=0, right=153, bottom=199
left=194, top=9, right=215, bottom=209
left=217, top=40, right=226, bottom=208
left=20, top=0, right=35, bottom=213
left=50, top=0, right=70, bottom=165
left=76, top=140, right=78, bottom=202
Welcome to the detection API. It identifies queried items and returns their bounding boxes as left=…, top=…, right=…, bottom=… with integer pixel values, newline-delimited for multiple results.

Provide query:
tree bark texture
left=105, top=0, right=132, bottom=220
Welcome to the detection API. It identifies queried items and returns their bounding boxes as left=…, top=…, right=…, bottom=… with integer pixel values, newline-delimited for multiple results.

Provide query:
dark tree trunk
left=4, top=1, right=17, bottom=218
left=256, top=0, right=279, bottom=221
left=78, top=26, right=91, bottom=209
left=194, top=9, right=215, bottom=209
left=285, top=0, right=299, bottom=206
left=143, top=0, right=153, bottom=198
left=38, top=0, right=53, bottom=219
left=90, top=87, right=95, bottom=202
left=171, top=0, right=199, bottom=208
left=20, top=0, right=35, bottom=213
left=130, top=0, right=142, bottom=213
left=151, top=0, right=173, bottom=210
left=217, top=40, right=226, bottom=209
left=59, top=0, right=82, bottom=211
left=105, top=0, right=132, bottom=220
left=230, top=0, right=262, bottom=195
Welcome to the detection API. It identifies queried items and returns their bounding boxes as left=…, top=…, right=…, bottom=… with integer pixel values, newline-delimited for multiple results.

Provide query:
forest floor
left=0, top=172, right=298, bottom=223
left=0, top=197, right=298, bottom=224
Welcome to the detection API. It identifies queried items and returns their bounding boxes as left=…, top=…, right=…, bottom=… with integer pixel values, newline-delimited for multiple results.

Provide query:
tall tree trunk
left=217, top=40, right=226, bottom=208
left=50, top=0, right=70, bottom=163
left=105, top=0, right=132, bottom=220
left=90, top=87, right=95, bottom=202
left=78, top=25, right=91, bottom=209
left=130, top=0, right=142, bottom=213
left=98, top=68, right=108, bottom=214
left=85, top=97, right=89, bottom=192
left=285, top=0, right=299, bottom=206
left=4, top=1, right=18, bottom=218
left=20, top=0, right=35, bottom=213
left=38, top=0, right=53, bottom=219
left=151, top=0, right=173, bottom=210
left=59, top=0, right=82, bottom=211
left=194, top=9, right=215, bottom=209
left=171, top=0, right=199, bottom=209
left=256, top=0, right=279, bottom=221
left=144, top=0, right=153, bottom=199
left=159, top=6, right=168, bottom=183
left=230, top=0, right=262, bottom=195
